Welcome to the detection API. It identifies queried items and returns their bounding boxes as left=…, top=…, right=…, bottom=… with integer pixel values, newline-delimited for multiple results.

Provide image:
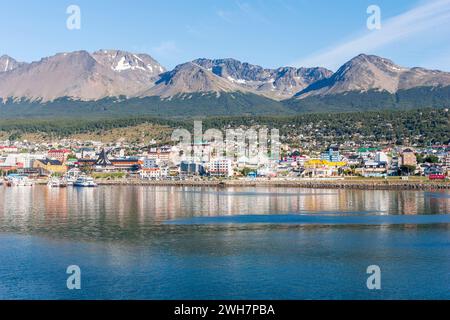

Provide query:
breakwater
left=94, top=178, right=450, bottom=190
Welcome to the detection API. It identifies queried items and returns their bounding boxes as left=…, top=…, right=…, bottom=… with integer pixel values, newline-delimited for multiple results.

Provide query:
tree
left=239, top=167, right=253, bottom=177
left=80, top=164, right=93, bottom=174
left=400, top=165, right=416, bottom=176
left=423, top=155, right=439, bottom=164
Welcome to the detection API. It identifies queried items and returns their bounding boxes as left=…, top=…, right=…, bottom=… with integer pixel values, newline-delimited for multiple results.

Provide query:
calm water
left=0, top=185, right=449, bottom=299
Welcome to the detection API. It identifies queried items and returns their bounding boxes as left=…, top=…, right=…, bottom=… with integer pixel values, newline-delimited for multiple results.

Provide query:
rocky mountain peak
left=92, top=49, right=165, bottom=76
left=0, top=55, right=26, bottom=73
left=142, top=62, right=242, bottom=98
left=294, top=53, right=450, bottom=98
left=192, top=58, right=332, bottom=100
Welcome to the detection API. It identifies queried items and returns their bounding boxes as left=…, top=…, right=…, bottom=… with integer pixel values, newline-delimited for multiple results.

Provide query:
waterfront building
left=400, top=148, right=417, bottom=167
left=357, top=160, right=388, bottom=177
left=303, top=159, right=347, bottom=177
left=148, top=147, right=171, bottom=164
left=23, top=154, right=45, bottom=168
left=140, top=167, right=162, bottom=179
left=108, top=158, right=141, bottom=171
left=33, top=159, right=67, bottom=175
left=0, top=153, right=45, bottom=170
left=77, top=150, right=142, bottom=172
left=209, top=158, right=233, bottom=177
left=180, top=161, right=206, bottom=176
left=321, top=146, right=341, bottom=162
left=48, top=149, right=71, bottom=163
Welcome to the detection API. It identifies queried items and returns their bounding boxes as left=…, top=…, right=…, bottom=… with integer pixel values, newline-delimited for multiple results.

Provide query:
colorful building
left=303, top=159, right=347, bottom=177
left=400, top=148, right=417, bottom=167
left=33, top=159, right=67, bottom=175
left=321, top=146, right=341, bottom=162
left=48, top=149, right=71, bottom=163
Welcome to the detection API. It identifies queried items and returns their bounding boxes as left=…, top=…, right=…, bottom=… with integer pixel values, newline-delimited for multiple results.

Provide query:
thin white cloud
left=216, top=9, right=235, bottom=24
left=293, top=0, right=450, bottom=70
left=236, top=1, right=270, bottom=24
left=186, top=25, right=200, bottom=37
left=216, top=1, right=270, bottom=25
left=152, top=41, right=179, bottom=56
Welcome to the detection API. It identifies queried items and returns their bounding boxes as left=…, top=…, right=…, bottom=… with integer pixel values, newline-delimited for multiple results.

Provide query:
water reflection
left=0, top=185, right=448, bottom=241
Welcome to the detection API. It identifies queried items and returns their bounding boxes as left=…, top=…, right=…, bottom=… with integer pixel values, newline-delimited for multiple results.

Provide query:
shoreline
left=91, top=178, right=450, bottom=191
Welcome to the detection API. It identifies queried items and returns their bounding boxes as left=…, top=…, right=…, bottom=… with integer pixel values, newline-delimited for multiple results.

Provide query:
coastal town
left=2, top=0, right=450, bottom=304
left=0, top=136, right=449, bottom=187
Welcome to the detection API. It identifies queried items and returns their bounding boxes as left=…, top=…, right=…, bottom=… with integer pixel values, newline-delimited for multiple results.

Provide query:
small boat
left=64, top=168, right=81, bottom=186
left=5, top=175, right=34, bottom=187
left=73, top=175, right=97, bottom=187
left=47, top=178, right=59, bottom=187
left=47, top=177, right=67, bottom=188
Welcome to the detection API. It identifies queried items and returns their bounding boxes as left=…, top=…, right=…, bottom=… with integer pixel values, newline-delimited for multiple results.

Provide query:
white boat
left=64, top=168, right=81, bottom=185
left=5, top=175, right=34, bottom=187
left=47, top=177, right=67, bottom=188
left=73, top=175, right=97, bottom=187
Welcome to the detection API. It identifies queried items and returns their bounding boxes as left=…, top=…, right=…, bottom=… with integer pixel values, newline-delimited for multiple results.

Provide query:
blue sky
left=1, top=0, right=450, bottom=71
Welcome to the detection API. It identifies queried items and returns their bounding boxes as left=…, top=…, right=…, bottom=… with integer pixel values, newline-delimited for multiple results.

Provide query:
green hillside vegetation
left=0, top=92, right=293, bottom=119
left=1, top=108, right=448, bottom=145
left=285, top=86, right=450, bottom=113
left=1, top=86, right=450, bottom=119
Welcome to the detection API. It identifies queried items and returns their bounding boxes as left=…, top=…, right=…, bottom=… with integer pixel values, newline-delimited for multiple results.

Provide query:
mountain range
left=1, top=50, right=450, bottom=118
left=294, top=54, right=450, bottom=98
left=0, top=50, right=164, bottom=102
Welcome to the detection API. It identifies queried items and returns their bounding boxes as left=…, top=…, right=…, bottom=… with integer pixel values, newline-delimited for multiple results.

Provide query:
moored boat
left=47, top=177, right=67, bottom=188
left=73, top=175, right=97, bottom=187
left=64, top=168, right=81, bottom=186
left=5, top=175, right=34, bottom=187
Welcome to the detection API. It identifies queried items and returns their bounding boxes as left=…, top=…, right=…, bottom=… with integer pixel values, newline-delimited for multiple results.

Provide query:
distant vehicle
left=429, top=174, right=446, bottom=180
left=248, top=172, right=257, bottom=178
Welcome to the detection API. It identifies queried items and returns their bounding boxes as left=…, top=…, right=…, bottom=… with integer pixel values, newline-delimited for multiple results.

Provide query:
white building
left=375, top=151, right=389, bottom=163
left=140, top=167, right=161, bottom=179
left=257, top=165, right=277, bottom=177
left=1, top=153, right=46, bottom=168
left=143, top=158, right=157, bottom=168
left=209, top=158, right=233, bottom=177
left=148, top=147, right=172, bottom=165
left=0, top=146, right=18, bottom=154
left=75, top=148, right=96, bottom=159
